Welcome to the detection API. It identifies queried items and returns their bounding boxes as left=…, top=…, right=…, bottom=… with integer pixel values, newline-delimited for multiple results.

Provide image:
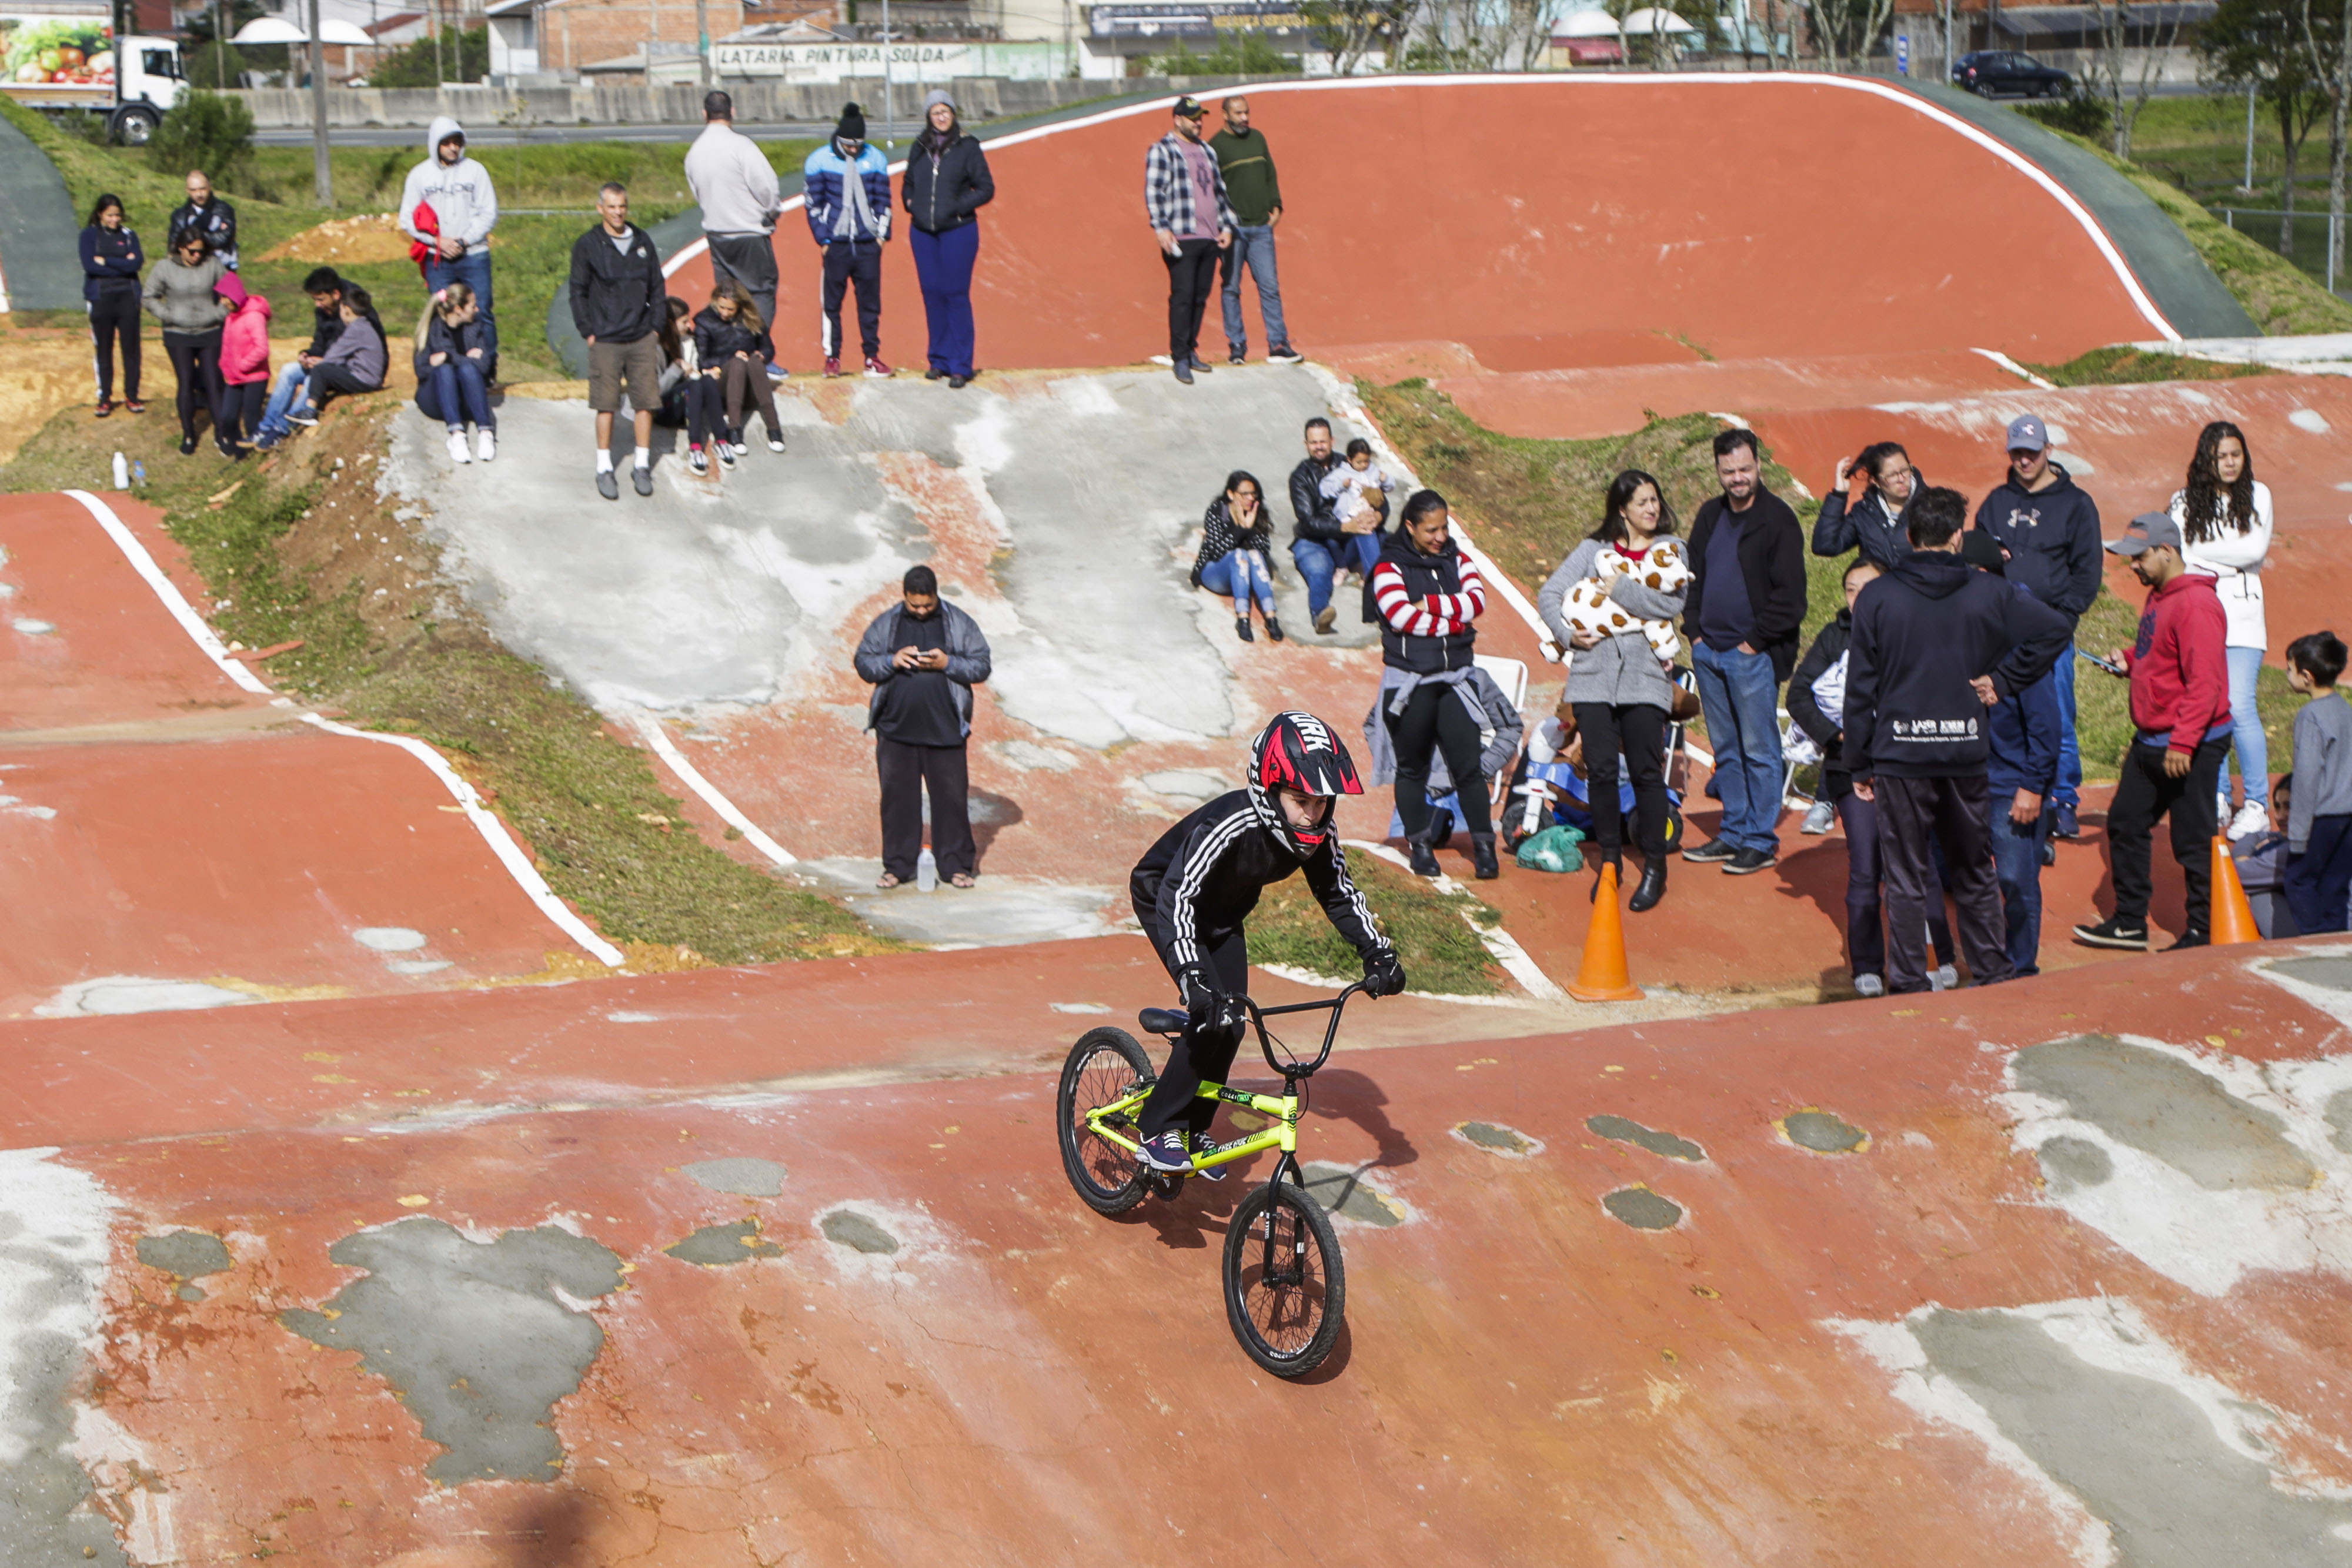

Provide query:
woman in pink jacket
left=215, top=273, right=273, bottom=458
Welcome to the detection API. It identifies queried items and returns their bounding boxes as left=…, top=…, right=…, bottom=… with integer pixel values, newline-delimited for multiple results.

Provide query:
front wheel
left=1057, top=1027, right=1152, bottom=1216
left=1222, top=1180, right=1345, bottom=1376
left=111, top=105, right=159, bottom=146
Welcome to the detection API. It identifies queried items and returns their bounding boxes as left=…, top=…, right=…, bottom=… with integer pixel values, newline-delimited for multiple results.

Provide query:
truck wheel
left=112, top=107, right=159, bottom=146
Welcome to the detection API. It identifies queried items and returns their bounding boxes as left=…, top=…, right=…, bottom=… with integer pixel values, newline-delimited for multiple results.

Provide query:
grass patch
left=2023, top=345, right=2273, bottom=387
left=0, top=393, right=890, bottom=968
left=1248, top=852, right=1504, bottom=997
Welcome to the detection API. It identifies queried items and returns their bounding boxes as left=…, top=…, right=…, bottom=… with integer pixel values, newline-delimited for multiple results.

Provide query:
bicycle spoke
left=1236, top=1201, right=1327, bottom=1358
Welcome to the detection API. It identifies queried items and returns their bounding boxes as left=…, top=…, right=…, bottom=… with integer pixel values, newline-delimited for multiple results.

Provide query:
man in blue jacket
left=804, top=103, right=894, bottom=379
left=1846, top=487, right=2070, bottom=992
left=1971, top=414, right=2103, bottom=838
left=1960, top=533, right=2064, bottom=977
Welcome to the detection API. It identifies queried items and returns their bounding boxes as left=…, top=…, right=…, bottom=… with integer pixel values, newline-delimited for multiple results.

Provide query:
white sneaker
left=446, top=431, right=471, bottom=464
left=1929, top=963, right=1959, bottom=992
left=2228, top=800, right=2270, bottom=840
left=1801, top=798, right=1836, bottom=835
left=1853, top=973, right=1885, bottom=998
left=475, top=429, right=496, bottom=463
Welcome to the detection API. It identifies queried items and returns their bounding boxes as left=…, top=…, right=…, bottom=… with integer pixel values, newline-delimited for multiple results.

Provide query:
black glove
left=1178, top=968, right=1248, bottom=1038
left=1363, top=949, right=1408, bottom=998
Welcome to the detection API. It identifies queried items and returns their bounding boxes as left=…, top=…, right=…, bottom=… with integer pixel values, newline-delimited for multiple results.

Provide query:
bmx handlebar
left=1245, top=979, right=1368, bottom=1076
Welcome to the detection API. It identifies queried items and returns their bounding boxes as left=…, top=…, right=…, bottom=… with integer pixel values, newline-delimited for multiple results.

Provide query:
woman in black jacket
left=903, top=90, right=994, bottom=389
left=691, top=284, right=784, bottom=467
left=79, top=193, right=145, bottom=417
left=1786, top=558, right=1955, bottom=997
left=1191, top=470, right=1282, bottom=643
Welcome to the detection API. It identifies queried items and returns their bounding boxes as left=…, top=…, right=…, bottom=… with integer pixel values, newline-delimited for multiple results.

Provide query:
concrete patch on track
left=1838, top=1296, right=2352, bottom=1567
left=1299, top=1161, right=1409, bottom=1226
left=34, top=975, right=258, bottom=1018
left=665, top=1219, right=785, bottom=1266
left=1601, top=1185, right=1684, bottom=1229
left=800, top=858, right=1125, bottom=945
left=133, top=1231, right=233, bottom=1303
left=680, top=1156, right=788, bottom=1196
left=1586, top=1113, right=1706, bottom=1162
left=2002, top=1033, right=2352, bottom=1293
left=276, top=1216, right=623, bottom=1484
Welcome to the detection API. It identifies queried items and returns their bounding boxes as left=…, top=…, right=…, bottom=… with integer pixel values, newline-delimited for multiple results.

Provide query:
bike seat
left=1138, top=1007, right=1188, bottom=1037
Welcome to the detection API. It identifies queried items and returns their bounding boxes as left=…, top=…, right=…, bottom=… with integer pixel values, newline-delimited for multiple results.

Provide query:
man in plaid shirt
left=1145, top=96, right=1237, bottom=385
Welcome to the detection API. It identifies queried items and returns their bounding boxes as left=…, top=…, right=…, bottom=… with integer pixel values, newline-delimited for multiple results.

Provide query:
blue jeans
left=1291, top=534, right=1380, bottom=618
left=1220, top=225, right=1288, bottom=354
left=1990, top=797, right=2050, bottom=976
left=430, top=356, right=494, bottom=432
left=256, top=361, right=310, bottom=439
left=1691, top=640, right=1783, bottom=852
left=2050, top=646, right=2082, bottom=809
left=911, top=221, right=980, bottom=378
left=1200, top=550, right=1275, bottom=614
left=2224, top=644, right=2268, bottom=805
left=425, top=249, right=496, bottom=365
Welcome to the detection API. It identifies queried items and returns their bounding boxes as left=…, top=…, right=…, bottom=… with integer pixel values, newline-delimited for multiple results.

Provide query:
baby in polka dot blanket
left=1561, top=539, right=1692, bottom=663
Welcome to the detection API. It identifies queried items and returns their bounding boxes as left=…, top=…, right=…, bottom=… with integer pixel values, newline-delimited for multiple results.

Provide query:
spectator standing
left=804, top=104, right=894, bottom=379
left=1538, top=468, right=1688, bottom=912
left=2074, top=513, right=2233, bottom=952
left=2170, top=420, right=2276, bottom=840
left=399, top=118, right=500, bottom=367
left=213, top=272, right=270, bottom=457
left=167, top=170, right=237, bottom=271
left=854, top=565, right=993, bottom=890
left=1144, top=96, right=1236, bottom=386
left=569, top=183, right=667, bottom=501
left=1191, top=470, right=1283, bottom=643
left=1373, top=490, right=1496, bottom=880
left=903, top=89, right=995, bottom=389
left=2282, top=631, right=2352, bottom=935
left=140, top=231, right=228, bottom=457
left=1789, top=560, right=1959, bottom=995
left=1288, top=417, right=1383, bottom=635
left=1811, top=440, right=1920, bottom=570
left=1959, top=531, right=2065, bottom=978
left=1682, top=427, right=1807, bottom=875
left=79, top=193, right=143, bottom=416
left=1972, top=415, right=2103, bottom=838
left=423, top=282, right=495, bottom=464
left=1208, top=96, right=1300, bottom=366
left=1844, top=488, right=2070, bottom=992
left=685, top=90, right=786, bottom=379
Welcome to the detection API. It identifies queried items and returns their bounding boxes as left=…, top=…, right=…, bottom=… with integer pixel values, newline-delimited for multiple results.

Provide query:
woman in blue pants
left=902, top=91, right=994, bottom=389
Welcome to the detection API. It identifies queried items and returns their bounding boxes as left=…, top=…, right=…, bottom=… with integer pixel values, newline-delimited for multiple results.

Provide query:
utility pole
left=881, top=0, right=893, bottom=147
left=309, top=0, right=333, bottom=206
left=2244, top=81, right=2256, bottom=193
left=697, top=0, right=711, bottom=85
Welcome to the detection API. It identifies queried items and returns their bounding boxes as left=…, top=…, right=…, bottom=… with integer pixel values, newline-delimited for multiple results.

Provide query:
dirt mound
left=259, top=213, right=413, bottom=267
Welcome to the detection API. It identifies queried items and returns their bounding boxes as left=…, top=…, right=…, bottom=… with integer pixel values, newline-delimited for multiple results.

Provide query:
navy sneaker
left=2052, top=801, right=2080, bottom=839
left=1138, top=1131, right=1192, bottom=1174
left=1683, top=838, right=1738, bottom=864
left=1189, top=1131, right=1228, bottom=1181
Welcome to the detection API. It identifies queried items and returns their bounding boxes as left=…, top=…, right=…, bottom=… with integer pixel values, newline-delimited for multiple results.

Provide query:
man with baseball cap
left=1144, top=96, right=1237, bottom=385
left=1972, top=414, right=2104, bottom=840
left=2074, top=511, right=2232, bottom=951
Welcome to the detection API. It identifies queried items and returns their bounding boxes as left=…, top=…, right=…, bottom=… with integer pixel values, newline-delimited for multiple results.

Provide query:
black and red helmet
left=1247, top=710, right=1362, bottom=858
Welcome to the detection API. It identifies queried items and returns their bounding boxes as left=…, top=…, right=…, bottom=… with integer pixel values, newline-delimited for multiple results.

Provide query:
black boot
left=1628, top=857, right=1667, bottom=913
left=1590, top=854, right=1621, bottom=902
left=1406, top=833, right=1441, bottom=877
left=1470, top=833, right=1500, bottom=881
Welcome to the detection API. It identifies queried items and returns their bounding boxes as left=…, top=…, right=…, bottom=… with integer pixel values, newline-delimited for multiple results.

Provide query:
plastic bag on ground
left=1514, top=824, right=1584, bottom=873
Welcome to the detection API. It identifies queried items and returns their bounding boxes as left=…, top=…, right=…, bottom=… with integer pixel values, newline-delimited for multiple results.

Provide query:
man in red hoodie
left=2075, top=511, right=2232, bottom=951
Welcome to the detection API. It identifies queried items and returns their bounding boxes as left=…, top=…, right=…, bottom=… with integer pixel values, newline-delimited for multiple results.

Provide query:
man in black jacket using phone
left=1845, top=487, right=2070, bottom=992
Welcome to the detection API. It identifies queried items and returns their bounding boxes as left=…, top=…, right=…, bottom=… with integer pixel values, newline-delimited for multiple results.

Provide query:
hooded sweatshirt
left=1842, top=549, right=2072, bottom=782
left=316, top=309, right=387, bottom=389
left=1972, top=463, right=2104, bottom=621
left=219, top=286, right=274, bottom=385
left=399, top=118, right=499, bottom=255
left=2119, top=570, right=2231, bottom=755
left=686, top=118, right=783, bottom=236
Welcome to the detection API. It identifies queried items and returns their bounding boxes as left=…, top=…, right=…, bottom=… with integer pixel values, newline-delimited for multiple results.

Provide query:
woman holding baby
left=1536, top=470, right=1690, bottom=912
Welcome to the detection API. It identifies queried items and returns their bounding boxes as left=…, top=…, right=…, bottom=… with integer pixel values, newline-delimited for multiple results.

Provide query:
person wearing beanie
left=804, top=103, right=894, bottom=377
left=1143, top=96, right=1236, bottom=385
left=685, top=87, right=787, bottom=380
left=903, top=88, right=994, bottom=389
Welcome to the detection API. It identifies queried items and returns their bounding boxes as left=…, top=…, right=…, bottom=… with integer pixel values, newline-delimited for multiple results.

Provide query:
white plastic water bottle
left=111, top=452, right=129, bottom=490
left=916, top=847, right=938, bottom=891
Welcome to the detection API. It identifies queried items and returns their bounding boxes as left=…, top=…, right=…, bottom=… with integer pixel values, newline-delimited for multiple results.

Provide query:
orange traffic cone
left=2210, top=835, right=2261, bottom=945
left=1568, top=861, right=1645, bottom=1002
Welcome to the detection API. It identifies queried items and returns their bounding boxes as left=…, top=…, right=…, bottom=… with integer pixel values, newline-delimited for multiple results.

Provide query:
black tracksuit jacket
left=1130, top=791, right=1386, bottom=982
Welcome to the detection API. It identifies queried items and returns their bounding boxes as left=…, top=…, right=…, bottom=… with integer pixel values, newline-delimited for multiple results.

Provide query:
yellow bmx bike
left=1055, top=983, right=1361, bottom=1376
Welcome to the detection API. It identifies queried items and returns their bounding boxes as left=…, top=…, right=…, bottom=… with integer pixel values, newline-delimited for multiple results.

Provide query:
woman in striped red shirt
left=1371, top=490, right=1496, bottom=879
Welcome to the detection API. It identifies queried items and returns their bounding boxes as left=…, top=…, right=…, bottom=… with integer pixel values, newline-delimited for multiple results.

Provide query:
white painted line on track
left=1972, top=347, right=2059, bottom=389
left=632, top=714, right=799, bottom=867
left=61, top=488, right=625, bottom=968
left=1345, top=838, right=1564, bottom=1001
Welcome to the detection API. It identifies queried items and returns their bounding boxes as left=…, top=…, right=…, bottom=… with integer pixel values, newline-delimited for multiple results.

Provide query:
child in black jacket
left=691, top=285, right=784, bottom=467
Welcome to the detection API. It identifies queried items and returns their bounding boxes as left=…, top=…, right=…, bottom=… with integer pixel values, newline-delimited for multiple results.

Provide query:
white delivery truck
left=0, top=2, right=183, bottom=143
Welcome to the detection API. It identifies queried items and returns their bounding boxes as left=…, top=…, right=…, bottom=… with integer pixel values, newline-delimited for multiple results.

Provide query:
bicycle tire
left=1222, top=1179, right=1346, bottom=1377
left=1057, top=1027, right=1153, bottom=1216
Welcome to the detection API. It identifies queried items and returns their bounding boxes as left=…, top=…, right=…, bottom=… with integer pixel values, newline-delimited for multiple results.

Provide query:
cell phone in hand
left=2078, top=649, right=2124, bottom=675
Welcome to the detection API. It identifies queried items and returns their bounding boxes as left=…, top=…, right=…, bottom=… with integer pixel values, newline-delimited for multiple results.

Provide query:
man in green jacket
left=1209, top=96, right=1302, bottom=366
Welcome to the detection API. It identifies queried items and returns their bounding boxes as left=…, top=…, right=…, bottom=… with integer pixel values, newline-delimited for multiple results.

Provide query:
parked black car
left=1952, top=51, right=2074, bottom=98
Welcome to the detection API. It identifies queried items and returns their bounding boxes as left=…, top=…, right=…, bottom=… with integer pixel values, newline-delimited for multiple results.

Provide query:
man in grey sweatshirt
left=686, top=89, right=784, bottom=377
left=399, top=116, right=501, bottom=367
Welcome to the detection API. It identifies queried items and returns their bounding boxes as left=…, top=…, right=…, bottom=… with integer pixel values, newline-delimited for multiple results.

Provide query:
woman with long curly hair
left=2169, top=419, right=2274, bottom=838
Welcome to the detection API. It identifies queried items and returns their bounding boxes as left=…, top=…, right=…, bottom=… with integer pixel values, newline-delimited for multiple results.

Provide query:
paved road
left=252, top=117, right=939, bottom=147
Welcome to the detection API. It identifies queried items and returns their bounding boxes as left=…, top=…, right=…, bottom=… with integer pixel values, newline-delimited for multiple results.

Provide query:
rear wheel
left=111, top=106, right=159, bottom=146
left=1222, top=1179, right=1345, bottom=1377
left=1057, top=1027, right=1153, bottom=1216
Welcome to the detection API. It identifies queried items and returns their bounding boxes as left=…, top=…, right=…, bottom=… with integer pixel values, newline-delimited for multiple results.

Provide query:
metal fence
left=2207, top=207, right=2352, bottom=297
